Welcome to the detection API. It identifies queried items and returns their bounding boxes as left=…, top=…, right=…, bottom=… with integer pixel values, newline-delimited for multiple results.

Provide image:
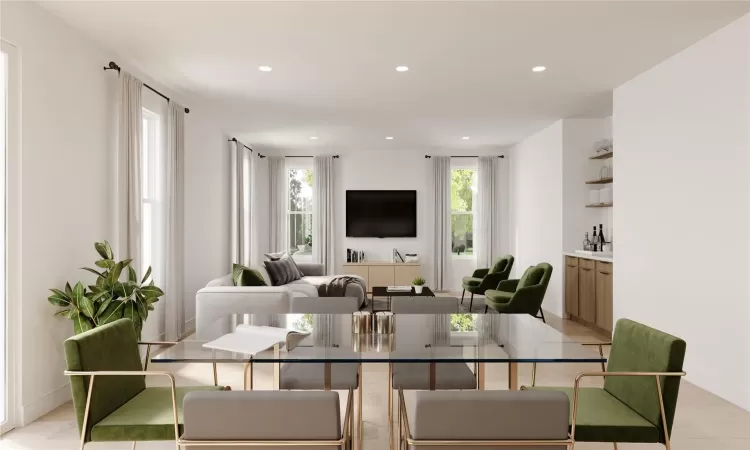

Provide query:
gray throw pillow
left=264, top=251, right=305, bottom=278
left=263, top=258, right=302, bottom=286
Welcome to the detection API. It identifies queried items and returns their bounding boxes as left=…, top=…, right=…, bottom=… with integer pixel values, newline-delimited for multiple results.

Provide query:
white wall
left=562, top=118, right=613, bottom=253
left=330, top=150, right=509, bottom=292
left=613, top=14, right=750, bottom=410
left=182, top=113, right=230, bottom=331
left=1, top=1, right=230, bottom=423
left=1, top=1, right=115, bottom=424
left=509, top=122, right=565, bottom=316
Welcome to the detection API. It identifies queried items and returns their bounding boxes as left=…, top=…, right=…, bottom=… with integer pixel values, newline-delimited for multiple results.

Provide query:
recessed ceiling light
left=396, top=66, right=409, bottom=72
left=386, top=136, right=394, bottom=140
left=259, top=66, right=273, bottom=72
left=462, top=136, right=470, bottom=140
left=310, top=136, right=318, bottom=140
left=532, top=66, right=546, bottom=72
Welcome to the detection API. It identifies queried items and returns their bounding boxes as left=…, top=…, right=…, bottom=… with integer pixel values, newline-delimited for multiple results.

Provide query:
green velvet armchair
left=525, top=319, right=687, bottom=449
left=461, top=255, right=514, bottom=312
left=64, top=318, right=224, bottom=450
left=483, top=262, right=552, bottom=321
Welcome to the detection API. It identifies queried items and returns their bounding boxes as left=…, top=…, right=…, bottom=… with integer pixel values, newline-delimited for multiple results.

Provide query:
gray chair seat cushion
left=280, top=362, right=359, bottom=390
left=182, top=390, right=341, bottom=441
left=392, top=363, right=476, bottom=390
left=391, top=297, right=459, bottom=314
left=405, top=390, right=569, bottom=443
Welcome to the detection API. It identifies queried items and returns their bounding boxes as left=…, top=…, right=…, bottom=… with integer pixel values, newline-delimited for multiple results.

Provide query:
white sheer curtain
left=251, top=155, right=270, bottom=266
left=432, top=156, right=451, bottom=290
left=231, top=139, right=253, bottom=267
left=116, top=71, right=143, bottom=266
left=313, top=156, right=335, bottom=275
left=268, top=156, right=287, bottom=253
left=476, top=156, right=499, bottom=269
left=164, top=102, right=185, bottom=340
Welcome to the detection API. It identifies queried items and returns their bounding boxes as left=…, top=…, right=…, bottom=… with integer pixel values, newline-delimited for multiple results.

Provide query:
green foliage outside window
left=451, top=169, right=475, bottom=255
left=450, top=313, right=475, bottom=332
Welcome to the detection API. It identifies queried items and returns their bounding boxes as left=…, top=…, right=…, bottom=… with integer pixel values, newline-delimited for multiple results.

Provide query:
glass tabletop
left=152, top=313, right=607, bottom=364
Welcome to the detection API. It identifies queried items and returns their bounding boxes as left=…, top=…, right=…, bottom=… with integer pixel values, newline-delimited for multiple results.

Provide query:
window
left=141, top=108, right=162, bottom=275
left=287, top=166, right=313, bottom=260
left=451, top=167, right=476, bottom=257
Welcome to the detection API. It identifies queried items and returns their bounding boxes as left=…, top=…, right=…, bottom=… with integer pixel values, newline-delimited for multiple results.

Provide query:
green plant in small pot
left=47, top=241, right=165, bottom=338
left=412, top=276, right=426, bottom=294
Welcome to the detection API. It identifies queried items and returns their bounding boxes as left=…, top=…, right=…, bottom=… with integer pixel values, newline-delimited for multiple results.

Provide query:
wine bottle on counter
left=592, top=226, right=598, bottom=252
left=599, top=224, right=605, bottom=251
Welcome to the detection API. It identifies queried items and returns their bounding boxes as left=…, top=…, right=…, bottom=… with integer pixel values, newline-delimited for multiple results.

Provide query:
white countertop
left=564, top=252, right=614, bottom=263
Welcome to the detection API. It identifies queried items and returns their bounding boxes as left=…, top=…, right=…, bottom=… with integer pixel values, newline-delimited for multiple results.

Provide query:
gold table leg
left=508, top=362, right=518, bottom=390
left=273, top=343, right=280, bottom=390
left=324, top=362, right=332, bottom=391
left=243, top=361, right=253, bottom=391
left=212, top=362, right=218, bottom=387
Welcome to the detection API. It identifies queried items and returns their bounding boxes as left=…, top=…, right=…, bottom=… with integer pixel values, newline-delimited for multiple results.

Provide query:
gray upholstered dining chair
left=397, top=389, right=572, bottom=449
left=279, top=299, right=363, bottom=449
left=389, top=296, right=459, bottom=314
left=388, top=298, right=476, bottom=448
left=181, top=389, right=353, bottom=449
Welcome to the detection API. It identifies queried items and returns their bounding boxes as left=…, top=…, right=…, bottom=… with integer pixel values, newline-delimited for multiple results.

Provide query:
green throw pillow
left=232, top=264, right=267, bottom=287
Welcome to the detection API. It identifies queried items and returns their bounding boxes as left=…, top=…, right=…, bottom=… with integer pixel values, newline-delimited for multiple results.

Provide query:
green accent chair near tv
left=525, top=319, right=687, bottom=449
left=484, top=262, right=552, bottom=322
left=64, top=318, right=224, bottom=450
left=461, top=255, right=514, bottom=312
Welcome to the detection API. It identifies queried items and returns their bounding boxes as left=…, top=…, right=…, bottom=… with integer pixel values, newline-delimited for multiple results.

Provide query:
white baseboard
left=181, top=317, right=195, bottom=339
left=21, top=384, right=71, bottom=426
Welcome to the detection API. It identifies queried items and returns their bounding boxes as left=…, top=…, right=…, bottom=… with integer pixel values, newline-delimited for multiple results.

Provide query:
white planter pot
left=297, top=245, right=307, bottom=252
left=413, top=285, right=423, bottom=294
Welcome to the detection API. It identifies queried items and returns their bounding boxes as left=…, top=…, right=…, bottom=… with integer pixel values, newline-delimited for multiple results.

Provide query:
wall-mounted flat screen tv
left=346, top=190, right=417, bottom=238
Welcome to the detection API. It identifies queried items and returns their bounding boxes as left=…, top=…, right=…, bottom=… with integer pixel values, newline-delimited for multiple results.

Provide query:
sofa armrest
left=296, top=262, right=325, bottom=276
left=497, top=279, right=520, bottom=292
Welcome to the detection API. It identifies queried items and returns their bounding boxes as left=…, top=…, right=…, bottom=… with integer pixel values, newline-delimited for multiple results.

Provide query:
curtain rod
left=286, top=155, right=340, bottom=159
left=424, top=155, right=504, bottom=159
left=104, top=61, right=190, bottom=114
left=228, top=138, right=265, bottom=158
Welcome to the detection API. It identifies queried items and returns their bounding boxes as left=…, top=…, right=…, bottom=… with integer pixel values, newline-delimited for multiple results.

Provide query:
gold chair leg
left=655, top=375, right=672, bottom=450
left=132, top=442, right=137, bottom=450
left=79, top=375, right=96, bottom=450
left=358, top=364, right=363, bottom=450
left=531, top=362, right=537, bottom=387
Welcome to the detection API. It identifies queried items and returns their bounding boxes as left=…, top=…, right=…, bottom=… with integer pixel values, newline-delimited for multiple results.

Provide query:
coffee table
left=371, top=286, right=435, bottom=312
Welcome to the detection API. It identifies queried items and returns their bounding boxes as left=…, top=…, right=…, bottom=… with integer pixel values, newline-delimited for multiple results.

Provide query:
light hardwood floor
left=1, top=310, right=749, bottom=449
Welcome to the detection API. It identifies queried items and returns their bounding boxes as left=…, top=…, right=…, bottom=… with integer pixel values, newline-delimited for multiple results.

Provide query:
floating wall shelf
left=589, top=152, right=613, bottom=160
left=585, top=177, right=613, bottom=185
left=586, top=203, right=613, bottom=208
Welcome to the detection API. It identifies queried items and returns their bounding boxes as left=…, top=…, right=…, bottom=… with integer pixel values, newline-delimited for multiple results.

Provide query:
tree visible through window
left=288, top=168, right=313, bottom=258
left=451, top=169, right=476, bottom=256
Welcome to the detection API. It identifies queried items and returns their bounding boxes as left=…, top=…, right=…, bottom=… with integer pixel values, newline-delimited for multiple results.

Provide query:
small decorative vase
left=413, top=285, right=423, bottom=294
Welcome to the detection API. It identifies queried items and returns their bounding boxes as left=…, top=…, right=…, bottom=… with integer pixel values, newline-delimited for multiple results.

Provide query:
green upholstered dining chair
left=525, top=319, right=687, bottom=450
left=461, top=254, right=514, bottom=312
left=483, top=262, right=552, bottom=322
left=64, top=318, right=224, bottom=450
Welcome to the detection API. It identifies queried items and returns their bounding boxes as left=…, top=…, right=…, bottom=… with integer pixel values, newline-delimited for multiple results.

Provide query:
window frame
left=140, top=107, right=161, bottom=274
left=286, top=158, right=314, bottom=262
left=450, top=159, right=477, bottom=260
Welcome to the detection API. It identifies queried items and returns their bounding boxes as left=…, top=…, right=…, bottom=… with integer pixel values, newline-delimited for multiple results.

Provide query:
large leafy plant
left=48, top=241, right=165, bottom=337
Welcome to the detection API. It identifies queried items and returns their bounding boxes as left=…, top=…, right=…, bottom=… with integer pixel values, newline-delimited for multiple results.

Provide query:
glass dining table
left=151, top=312, right=606, bottom=391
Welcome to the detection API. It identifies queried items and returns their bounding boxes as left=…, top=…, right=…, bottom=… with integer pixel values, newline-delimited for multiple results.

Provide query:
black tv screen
left=346, top=190, right=417, bottom=238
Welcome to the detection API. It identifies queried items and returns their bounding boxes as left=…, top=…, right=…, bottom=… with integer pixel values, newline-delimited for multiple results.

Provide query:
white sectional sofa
left=195, top=262, right=365, bottom=339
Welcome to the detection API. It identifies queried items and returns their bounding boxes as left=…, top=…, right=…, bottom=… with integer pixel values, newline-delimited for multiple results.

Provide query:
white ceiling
left=38, top=1, right=750, bottom=152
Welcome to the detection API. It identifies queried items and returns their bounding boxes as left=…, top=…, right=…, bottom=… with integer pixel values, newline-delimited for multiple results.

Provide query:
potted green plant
left=47, top=241, right=165, bottom=338
left=412, top=276, right=426, bottom=294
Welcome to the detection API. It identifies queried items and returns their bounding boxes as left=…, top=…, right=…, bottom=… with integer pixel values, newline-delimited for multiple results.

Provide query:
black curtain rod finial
left=103, top=61, right=121, bottom=72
